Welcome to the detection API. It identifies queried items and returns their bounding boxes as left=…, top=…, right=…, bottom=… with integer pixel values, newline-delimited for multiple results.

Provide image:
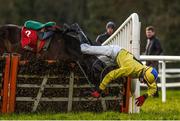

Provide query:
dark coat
left=145, top=36, right=163, bottom=55
left=96, top=32, right=110, bottom=45
left=145, top=36, right=163, bottom=71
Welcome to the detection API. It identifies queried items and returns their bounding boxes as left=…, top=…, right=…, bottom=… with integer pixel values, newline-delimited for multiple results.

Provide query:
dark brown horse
left=0, top=24, right=81, bottom=60
left=0, top=23, right=102, bottom=86
left=0, top=23, right=118, bottom=91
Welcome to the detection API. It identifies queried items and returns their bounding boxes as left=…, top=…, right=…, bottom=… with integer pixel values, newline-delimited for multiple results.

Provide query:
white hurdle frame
left=102, top=13, right=141, bottom=113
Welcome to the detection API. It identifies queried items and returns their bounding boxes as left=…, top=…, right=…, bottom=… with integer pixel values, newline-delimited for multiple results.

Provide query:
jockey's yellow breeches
left=99, top=49, right=157, bottom=97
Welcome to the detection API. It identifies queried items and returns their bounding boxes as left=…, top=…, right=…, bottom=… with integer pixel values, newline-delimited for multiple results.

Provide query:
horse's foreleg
left=4, top=39, right=12, bottom=52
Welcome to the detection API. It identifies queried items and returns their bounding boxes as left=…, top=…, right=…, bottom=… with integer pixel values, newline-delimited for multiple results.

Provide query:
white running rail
left=102, top=13, right=141, bottom=113
left=140, top=55, right=180, bottom=103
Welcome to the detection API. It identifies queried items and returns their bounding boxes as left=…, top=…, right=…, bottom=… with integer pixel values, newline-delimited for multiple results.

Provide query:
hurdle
left=15, top=59, right=125, bottom=112
left=0, top=53, right=20, bottom=113
left=0, top=55, right=126, bottom=113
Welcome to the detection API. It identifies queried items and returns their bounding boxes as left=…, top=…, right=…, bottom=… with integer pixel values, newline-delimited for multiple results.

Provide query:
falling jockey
left=21, top=20, right=56, bottom=52
left=81, top=43, right=158, bottom=106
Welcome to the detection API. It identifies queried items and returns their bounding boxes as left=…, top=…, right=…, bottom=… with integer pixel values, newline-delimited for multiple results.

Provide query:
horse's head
left=62, top=23, right=93, bottom=45
left=52, top=23, right=94, bottom=61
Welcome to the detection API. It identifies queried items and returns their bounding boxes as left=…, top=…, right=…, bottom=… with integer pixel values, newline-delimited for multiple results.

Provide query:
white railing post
left=133, top=80, right=140, bottom=113
left=161, top=61, right=166, bottom=102
left=131, top=13, right=141, bottom=113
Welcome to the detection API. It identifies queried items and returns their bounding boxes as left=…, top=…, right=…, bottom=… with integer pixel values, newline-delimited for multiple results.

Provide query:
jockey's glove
left=135, top=94, right=148, bottom=106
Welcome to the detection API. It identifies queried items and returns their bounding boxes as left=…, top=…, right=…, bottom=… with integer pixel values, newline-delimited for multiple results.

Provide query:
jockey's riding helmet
left=143, top=66, right=158, bottom=84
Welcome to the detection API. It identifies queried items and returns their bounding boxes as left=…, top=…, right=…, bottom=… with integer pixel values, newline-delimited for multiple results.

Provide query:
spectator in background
left=96, top=21, right=116, bottom=45
left=145, top=26, right=163, bottom=97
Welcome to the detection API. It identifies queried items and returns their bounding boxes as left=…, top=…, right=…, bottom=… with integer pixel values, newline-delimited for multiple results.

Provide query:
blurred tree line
left=0, top=0, right=180, bottom=55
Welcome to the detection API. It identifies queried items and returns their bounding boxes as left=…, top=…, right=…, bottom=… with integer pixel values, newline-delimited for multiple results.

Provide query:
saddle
left=24, top=20, right=56, bottom=30
left=21, top=20, right=56, bottom=52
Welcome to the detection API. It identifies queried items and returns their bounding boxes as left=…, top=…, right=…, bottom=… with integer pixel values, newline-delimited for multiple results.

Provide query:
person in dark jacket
left=96, top=21, right=116, bottom=45
left=145, top=26, right=163, bottom=97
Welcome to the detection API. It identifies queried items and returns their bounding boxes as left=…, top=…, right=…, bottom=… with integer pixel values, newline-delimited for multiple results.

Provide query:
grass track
left=0, top=90, right=180, bottom=120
